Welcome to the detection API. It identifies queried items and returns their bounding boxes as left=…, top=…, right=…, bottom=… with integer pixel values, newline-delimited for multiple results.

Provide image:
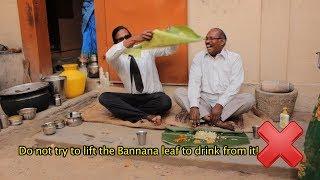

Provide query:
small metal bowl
left=18, top=108, right=37, bottom=120
left=8, top=115, right=23, bottom=126
left=41, top=122, right=56, bottom=135
left=65, top=112, right=83, bottom=127
left=54, top=120, right=65, bottom=129
left=65, top=117, right=83, bottom=127
left=67, top=111, right=82, bottom=118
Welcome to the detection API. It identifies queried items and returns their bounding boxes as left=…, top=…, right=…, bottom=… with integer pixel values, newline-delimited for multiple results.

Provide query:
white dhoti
left=173, top=88, right=255, bottom=121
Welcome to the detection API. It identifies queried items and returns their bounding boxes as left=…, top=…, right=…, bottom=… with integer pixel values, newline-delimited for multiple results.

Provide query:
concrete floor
left=36, top=85, right=310, bottom=178
left=34, top=120, right=307, bottom=179
left=0, top=85, right=312, bottom=179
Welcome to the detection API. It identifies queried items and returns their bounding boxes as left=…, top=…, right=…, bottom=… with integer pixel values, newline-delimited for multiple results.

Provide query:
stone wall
left=0, top=53, right=27, bottom=91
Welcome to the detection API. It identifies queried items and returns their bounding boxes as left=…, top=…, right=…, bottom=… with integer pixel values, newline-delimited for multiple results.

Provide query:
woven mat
left=80, top=100, right=274, bottom=132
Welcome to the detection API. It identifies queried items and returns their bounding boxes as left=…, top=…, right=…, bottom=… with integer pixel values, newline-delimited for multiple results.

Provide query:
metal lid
left=0, top=82, right=49, bottom=96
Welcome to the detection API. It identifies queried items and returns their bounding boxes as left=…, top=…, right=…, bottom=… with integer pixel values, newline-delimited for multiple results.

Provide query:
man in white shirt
left=174, top=28, right=255, bottom=131
left=99, top=26, right=176, bottom=125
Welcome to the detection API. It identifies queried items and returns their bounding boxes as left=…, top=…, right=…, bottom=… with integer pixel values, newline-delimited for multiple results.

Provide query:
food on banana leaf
left=193, top=139, right=201, bottom=144
left=174, top=134, right=188, bottom=143
left=194, top=130, right=217, bottom=144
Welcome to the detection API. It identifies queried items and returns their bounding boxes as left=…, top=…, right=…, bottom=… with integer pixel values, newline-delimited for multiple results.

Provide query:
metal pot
left=65, top=111, right=83, bottom=127
left=42, top=122, right=56, bottom=135
left=88, top=62, right=99, bottom=78
left=0, top=82, right=50, bottom=116
left=54, top=94, right=62, bottom=106
left=54, top=120, right=65, bottom=129
left=90, top=54, right=98, bottom=62
left=8, top=115, right=23, bottom=126
left=18, top=107, right=37, bottom=120
left=41, top=75, right=66, bottom=102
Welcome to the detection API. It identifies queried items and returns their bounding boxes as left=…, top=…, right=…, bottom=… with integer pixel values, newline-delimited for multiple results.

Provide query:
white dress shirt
left=105, top=41, right=176, bottom=94
left=188, top=49, right=244, bottom=107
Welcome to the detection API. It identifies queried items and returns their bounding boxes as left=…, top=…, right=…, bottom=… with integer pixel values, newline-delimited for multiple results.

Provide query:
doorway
left=95, top=0, right=188, bottom=84
left=45, top=0, right=83, bottom=73
left=18, top=0, right=187, bottom=84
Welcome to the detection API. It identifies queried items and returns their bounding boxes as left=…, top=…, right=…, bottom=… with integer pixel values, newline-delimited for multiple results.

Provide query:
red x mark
left=257, top=121, right=303, bottom=167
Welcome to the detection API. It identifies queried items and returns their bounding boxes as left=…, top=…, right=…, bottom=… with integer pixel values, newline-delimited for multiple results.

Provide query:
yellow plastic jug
left=60, top=64, right=86, bottom=98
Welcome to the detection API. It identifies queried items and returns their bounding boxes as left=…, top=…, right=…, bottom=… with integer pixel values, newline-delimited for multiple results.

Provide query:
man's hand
left=141, top=30, right=153, bottom=41
left=210, top=104, right=223, bottom=122
left=133, top=30, right=153, bottom=43
left=190, top=107, right=200, bottom=127
left=124, top=30, right=153, bottom=48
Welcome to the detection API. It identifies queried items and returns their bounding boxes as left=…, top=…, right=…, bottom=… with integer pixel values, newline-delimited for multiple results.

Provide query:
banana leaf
left=161, top=129, right=250, bottom=147
left=137, top=25, right=202, bottom=49
left=165, top=125, right=194, bottom=132
left=125, top=25, right=202, bottom=58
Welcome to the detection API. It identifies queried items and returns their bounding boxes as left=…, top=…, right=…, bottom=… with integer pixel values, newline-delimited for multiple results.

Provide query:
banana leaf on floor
left=162, top=128, right=250, bottom=147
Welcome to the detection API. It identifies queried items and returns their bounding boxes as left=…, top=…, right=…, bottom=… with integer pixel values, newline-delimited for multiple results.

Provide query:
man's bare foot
left=146, top=115, right=162, bottom=126
left=202, top=115, right=214, bottom=126
left=175, top=109, right=189, bottom=123
left=202, top=115, right=210, bottom=121
left=213, top=119, right=237, bottom=131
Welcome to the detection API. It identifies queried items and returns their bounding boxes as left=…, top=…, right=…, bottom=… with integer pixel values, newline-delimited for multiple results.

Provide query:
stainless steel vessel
left=54, top=120, right=65, bottom=129
left=136, top=130, right=147, bottom=146
left=18, top=107, right=37, bottom=120
left=65, top=111, right=83, bottom=127
left=88, top=62, right=99, bottom=78
left=42, top=122, right=56, bottom=135
left=54, top=94, right=62, bottom=106
left=42, top=75, right=66, bottom=102
left=88, top=54, right=99, bottom=78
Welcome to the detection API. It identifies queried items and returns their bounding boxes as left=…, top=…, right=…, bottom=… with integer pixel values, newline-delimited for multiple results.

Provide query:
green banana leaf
left=125, top=25, right=202, bottom=58
left=165, top=125, right=194, bottom=132
left=161, top=129, right=250, bottom=147
left=137, top=25, right=202, bottom=49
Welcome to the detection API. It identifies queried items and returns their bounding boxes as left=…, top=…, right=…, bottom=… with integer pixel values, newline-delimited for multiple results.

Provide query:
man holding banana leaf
left=99, top=26, right=177, bottom=126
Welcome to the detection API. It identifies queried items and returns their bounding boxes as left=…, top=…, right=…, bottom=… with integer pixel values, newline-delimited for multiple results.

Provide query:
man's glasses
left=115, top=35, right=131, bottom=43
left=204, top=37, right=223, bottom=41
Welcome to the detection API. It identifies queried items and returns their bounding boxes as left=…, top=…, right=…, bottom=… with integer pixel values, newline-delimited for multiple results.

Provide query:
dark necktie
left=129, top=55, right=144, bottom=93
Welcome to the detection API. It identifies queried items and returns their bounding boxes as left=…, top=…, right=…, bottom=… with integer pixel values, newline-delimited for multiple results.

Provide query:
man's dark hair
left=112, top=26, right=132, bottom=44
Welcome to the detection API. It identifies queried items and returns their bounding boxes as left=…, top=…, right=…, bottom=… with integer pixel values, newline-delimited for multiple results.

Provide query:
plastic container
left=60, top=64, right=86, bottom=98
left=279, top=107, right=290, bottom=129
